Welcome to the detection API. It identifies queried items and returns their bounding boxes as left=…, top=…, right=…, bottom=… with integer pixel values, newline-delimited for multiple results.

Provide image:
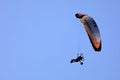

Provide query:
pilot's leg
left=70, top=59, right=75, bottom=63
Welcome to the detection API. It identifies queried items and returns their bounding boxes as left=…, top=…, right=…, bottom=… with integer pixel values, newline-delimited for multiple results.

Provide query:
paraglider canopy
left=75, top=13, right=102, bottom=51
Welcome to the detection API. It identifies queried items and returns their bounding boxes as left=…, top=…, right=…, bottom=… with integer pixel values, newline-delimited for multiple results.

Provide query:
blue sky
left=0, top=0, right=120, bottom=80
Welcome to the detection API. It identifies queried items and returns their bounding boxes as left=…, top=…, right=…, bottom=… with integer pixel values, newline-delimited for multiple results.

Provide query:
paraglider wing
left=75, top=13, right=101, bottom=51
